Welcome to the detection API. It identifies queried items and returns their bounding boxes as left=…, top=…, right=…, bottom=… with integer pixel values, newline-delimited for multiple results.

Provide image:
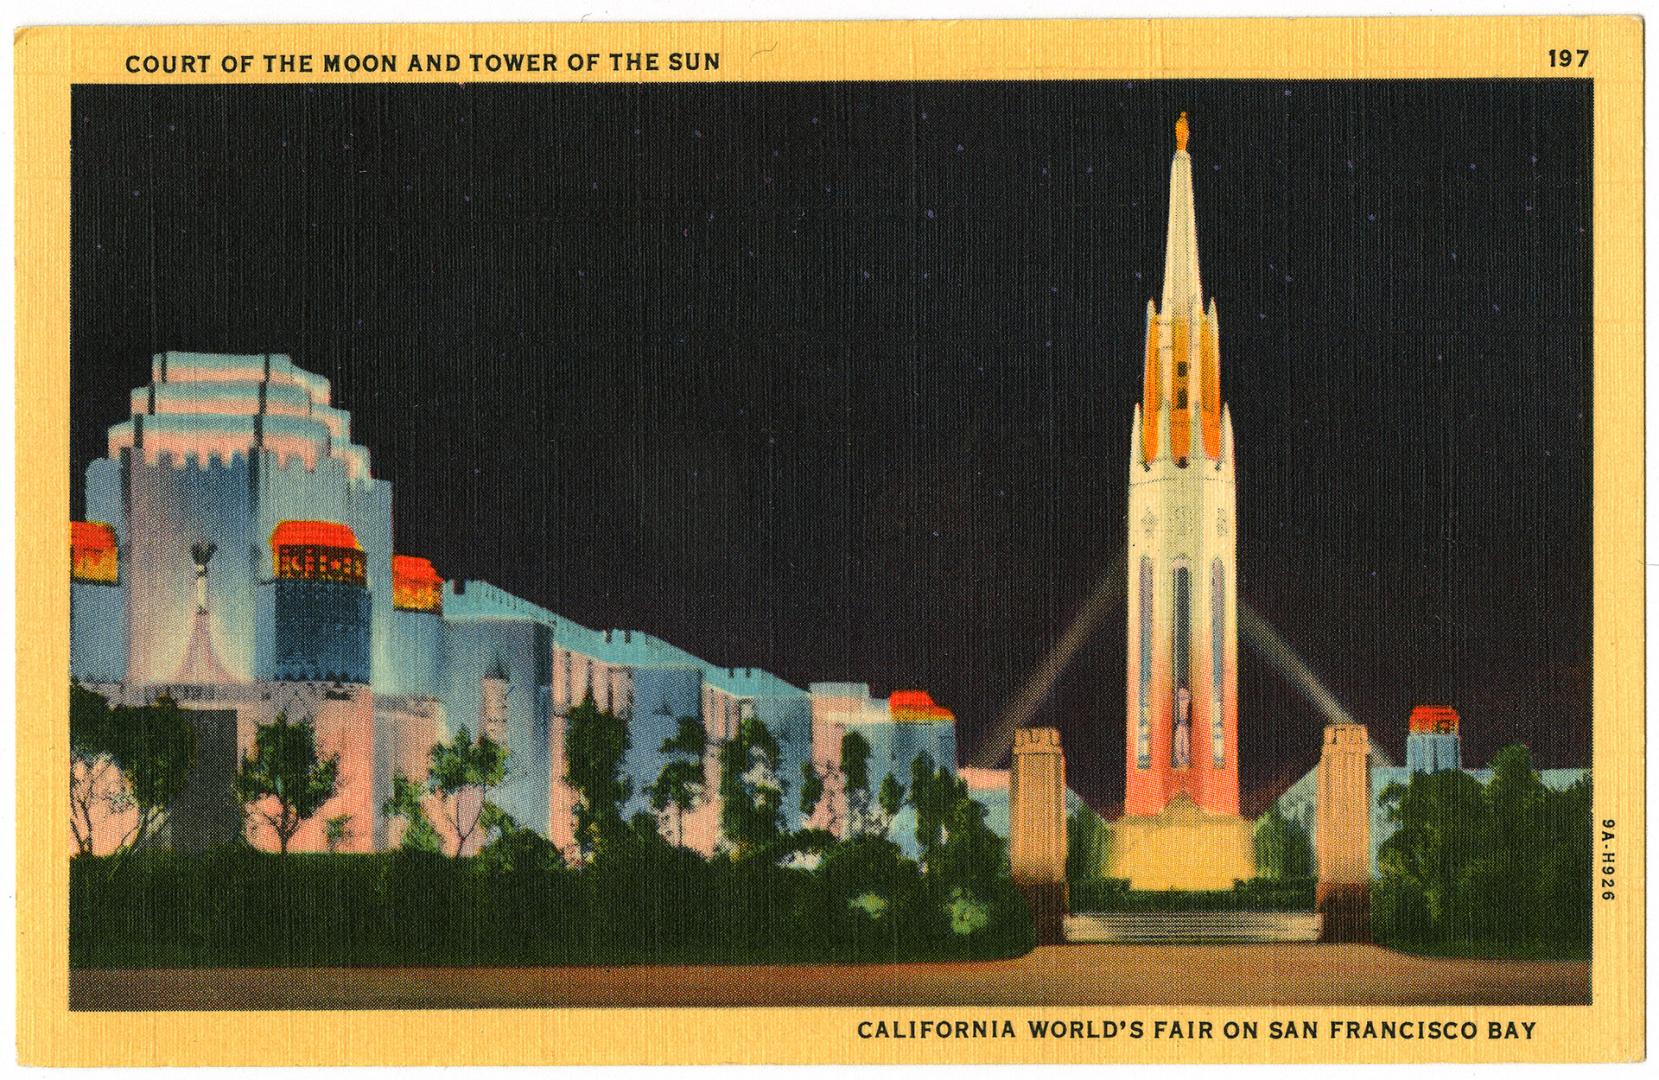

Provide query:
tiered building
left=70, top=350, right=958, bottom=858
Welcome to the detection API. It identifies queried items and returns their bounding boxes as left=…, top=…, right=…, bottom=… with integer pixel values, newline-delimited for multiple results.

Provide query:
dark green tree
left=474, top=802, right=565, bottom=875
left=1252, top=803, right=1314, bottom=879
left=877, top=772, right=906, bottom=833
left=324, top=813, right=353, bottom=853
left=233, top=712, right=337, bottom=855
left=909, top=753, right=951, bottom=869
left=1372, top=744, right=1593, bottom=958
left=1066, top=805, right=1112, bottom=888
left=564, top=693, right=632, bottom=860
left=929, top=774, right=1008, bottom=894
left=382, top=771, right=442, bottom=853
left=113, top=694, right=199, bottom=859
left=69, top=682, right=122, bottom=857
left=1376, top=767, right=1487, bottom=934
left=645, top=716, right=706, bottom=847
left=427, top=725, right=509, bottom=859
left=840, top=729, right=874, bottom=835
left=799, top=759, right=827, bottom=820
left=718, top=714, right=785, bottom=858
left=1484, top=744, right=1544, bottom=854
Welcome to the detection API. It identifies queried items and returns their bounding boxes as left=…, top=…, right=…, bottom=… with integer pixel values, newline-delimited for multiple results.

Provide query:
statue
left=1173, top=686, right=1192, bottom=768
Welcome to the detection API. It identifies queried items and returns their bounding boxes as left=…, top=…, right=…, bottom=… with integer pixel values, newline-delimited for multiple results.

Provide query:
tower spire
left=1160, top=112, right=1202, bottom=317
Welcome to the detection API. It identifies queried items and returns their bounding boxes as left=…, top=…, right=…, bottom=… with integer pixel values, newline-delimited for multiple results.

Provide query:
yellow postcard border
left=14, top=16, right=1645, bottom=1065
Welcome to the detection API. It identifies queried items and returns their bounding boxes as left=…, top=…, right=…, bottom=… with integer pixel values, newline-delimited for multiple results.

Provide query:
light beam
left=971, top=549, right=1126, bottom=767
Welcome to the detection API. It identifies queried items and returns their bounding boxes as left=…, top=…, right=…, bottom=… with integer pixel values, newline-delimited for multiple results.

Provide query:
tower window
left=1176, top=362, right=1188, bottom=376
left=1137, top=557, right=1152, bottom=770
left=1176, top=390, right=1188, bottom=409
left=1171, top=564, right=1191, bottom=770
left=1211, top=559, right=1226, bottom=768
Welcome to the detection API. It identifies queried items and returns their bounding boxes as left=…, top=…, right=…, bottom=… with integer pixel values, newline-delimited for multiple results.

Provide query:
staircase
left=1063, top=911, right=1322, bottom=944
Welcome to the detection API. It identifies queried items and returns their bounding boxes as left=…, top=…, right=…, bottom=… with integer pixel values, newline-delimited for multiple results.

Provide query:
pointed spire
left=1220, top=404, right=1236, bottom=473
left=1141, top=299, right=1160, bottom=463
left=1160, top=112, right=1202, bottom=318
left=1131, top=402, right=1145, bottom=470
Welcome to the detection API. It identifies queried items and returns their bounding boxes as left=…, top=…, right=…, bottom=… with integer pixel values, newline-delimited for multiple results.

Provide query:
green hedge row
left=71, top=839, right=1035, bottom=969
left=1069, top=876, right=1317, bottom=912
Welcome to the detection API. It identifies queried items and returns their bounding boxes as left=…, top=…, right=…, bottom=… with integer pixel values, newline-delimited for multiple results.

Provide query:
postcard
left=13, top=15, right=1645, bottom=1065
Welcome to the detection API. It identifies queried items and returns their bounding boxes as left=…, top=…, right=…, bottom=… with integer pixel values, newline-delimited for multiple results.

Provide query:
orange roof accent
left=889, top=689, right=955, bottom=723
left=71, top=521, right=119, bottom=583
left=1175, top=111, right=1190, bottom=152
left=71, top=521, right=117, bottom=550
left=392, top=554, right=443, bottom=585
left=271, top=520, right=362, bottom=550
left=1408, top=705, right=1460, bottom=734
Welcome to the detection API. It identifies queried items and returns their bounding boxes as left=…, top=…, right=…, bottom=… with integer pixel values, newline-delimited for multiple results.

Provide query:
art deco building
left=1124, top=112, right=1241, bottom=819
left=71, top=352, right=958, bottom=857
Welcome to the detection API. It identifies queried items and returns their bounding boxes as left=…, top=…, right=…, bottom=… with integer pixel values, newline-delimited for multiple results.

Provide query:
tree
left=1066, top=804, right=1112, bottom=888
left=840, top=729, right=874, bottom=836
left=1376, top=767, right=1487, bottom=934
left=1484, top=743, right=1544, bottom=856
left=718, top=714, right=785, bottom=858
left=69, top=682, right=123, bottom=857
left=1371, top=746, right=1594, bottom=957
left=645, top=716, right=706, bottom=847
left=799, top=759, right=826, bottom=821
left=877, top=772, right=907, bottom=833
left=324, top=814, right=353, bottom=854
left=382, top=771, right=441, bottom=853
left=427, top=725, right=509, bottom=859
left=929, top=774, right=1008, bottom=894
left=909, top=753, right=951, bottom=868
left=477, top=802, right=564, bottom=875
left=115, top=695, right=198, bottom=858
left=564, top=694, right=632, bottom=860
left=1252, top=803, right=1313, bottom=879
left=233, top=712, right=338, bottom=855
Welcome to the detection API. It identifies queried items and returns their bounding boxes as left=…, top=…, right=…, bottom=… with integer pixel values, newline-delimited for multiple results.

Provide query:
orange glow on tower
left=1200, top=311, right=1222, bottom=457
left=270, top=520, right=366, bottom=585
left=392, top=554, right=444, bottom=613
left=1169, top=316, right=1192, bottom=456
left=888, top=689, right=955, bottom=723
left=70, top=521, right=119, bottom=584
left=1408, top=704, right=1460, bottom=734
left=1139, top=113, right=1226, bottom=469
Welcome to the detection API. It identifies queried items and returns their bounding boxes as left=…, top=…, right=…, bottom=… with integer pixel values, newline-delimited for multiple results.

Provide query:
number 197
left=1549, top=49, right=1589, bottom=67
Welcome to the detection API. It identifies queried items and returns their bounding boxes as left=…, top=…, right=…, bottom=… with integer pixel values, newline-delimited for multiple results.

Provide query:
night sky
left=70, top=80, right=1593, bottom=814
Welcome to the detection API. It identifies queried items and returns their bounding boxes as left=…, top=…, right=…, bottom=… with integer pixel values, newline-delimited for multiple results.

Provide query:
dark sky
left=70, top=79, right=1593, bottom=814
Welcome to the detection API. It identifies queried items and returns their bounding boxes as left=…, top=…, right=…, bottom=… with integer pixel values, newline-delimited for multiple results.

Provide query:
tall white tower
left=1123, top=112, right=1240, bottom=818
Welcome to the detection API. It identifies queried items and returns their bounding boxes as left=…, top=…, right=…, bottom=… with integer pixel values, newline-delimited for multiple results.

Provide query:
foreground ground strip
left=73, top=944, right=1590, bottom=1010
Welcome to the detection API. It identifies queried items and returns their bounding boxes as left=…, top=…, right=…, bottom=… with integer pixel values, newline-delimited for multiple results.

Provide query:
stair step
left=1063, top=911, right=1323, bottom=944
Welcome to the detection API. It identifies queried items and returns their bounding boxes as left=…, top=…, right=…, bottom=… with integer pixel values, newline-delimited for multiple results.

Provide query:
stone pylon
left=1010, top=727, right=1068, bottom=943
left=1316, top=722, right=1372, bottom=941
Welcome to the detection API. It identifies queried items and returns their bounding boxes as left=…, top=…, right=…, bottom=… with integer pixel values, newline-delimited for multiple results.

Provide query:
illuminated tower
left=1124, top=113, right=1240, bottom=817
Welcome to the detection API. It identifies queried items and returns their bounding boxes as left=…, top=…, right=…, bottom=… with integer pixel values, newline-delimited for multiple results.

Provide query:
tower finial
left=1175, top=111, right=1190, bottom=152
